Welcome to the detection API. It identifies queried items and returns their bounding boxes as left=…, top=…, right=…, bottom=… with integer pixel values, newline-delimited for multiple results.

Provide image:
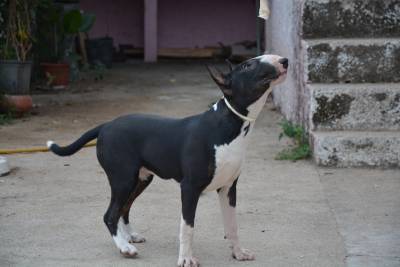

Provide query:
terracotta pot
left=41, top=63, right=70, bottom=87
left=5, top=95, right=33, bottom=115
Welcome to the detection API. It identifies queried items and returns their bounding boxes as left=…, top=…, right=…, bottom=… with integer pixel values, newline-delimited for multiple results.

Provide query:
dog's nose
left=279, top=58, right=289, bottom=69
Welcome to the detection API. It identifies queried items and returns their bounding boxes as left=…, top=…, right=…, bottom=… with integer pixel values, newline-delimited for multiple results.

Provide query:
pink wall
left=80, top=0, right=256, bottom=48
left=80, top=0, right=144, bottom=47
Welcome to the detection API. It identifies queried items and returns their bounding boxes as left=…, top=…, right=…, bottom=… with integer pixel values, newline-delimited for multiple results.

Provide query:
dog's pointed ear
left=225, top=59, right=235, bottom=72
left=206, top=65, right=233, bottom=96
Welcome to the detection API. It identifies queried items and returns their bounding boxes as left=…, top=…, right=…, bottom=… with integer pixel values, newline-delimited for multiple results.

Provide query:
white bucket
left=0, top=156, right=10, bottom=176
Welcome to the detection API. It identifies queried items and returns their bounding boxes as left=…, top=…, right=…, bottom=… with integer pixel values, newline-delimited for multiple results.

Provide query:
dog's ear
left=206, top=65, right=233, bottom=96
left=225, top=59, right=235, bottom=72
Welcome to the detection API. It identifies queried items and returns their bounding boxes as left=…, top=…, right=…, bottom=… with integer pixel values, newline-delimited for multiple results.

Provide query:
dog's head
left=207, top=54, right=288, bottom=108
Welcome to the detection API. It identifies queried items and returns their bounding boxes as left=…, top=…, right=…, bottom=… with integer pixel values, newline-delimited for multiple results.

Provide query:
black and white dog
left=47, top=54, right=288, bottom=267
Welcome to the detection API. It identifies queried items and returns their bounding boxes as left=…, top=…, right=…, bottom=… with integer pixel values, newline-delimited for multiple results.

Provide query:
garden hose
left=0, top=140, right=97, bottom=155
left=0, top=88, right=275, bottom=156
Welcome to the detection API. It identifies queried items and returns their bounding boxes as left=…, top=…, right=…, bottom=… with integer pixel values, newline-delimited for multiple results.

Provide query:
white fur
left=206, top=55, right=287, bottom=193
left=204, top=85, right=271, bottom=192
left=256, top=54, right=288, bottom=86
left=178, top=216, right=198, bottom=267
left=218, top=187, right=239, bottom=246
left=118, top=218, right=146, bottom=243
left=138, top=167, right=154, bottom=181
left=204, top=135, right=246, bottom=192
left=46, top=140, right=54, bottom=148
left=213, top=102, right=218, bottom=111
left=112, top=219, right=138, bottom=256
left=218, top=186, right=255, bottom=261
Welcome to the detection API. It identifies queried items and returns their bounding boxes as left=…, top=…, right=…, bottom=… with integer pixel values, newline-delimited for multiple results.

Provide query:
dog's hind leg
left=103, top=166, right=141, bottom=257
left=120, top=175, right=154, bottom=243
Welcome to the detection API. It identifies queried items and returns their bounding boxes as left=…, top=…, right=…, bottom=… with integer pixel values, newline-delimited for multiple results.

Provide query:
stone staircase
left=266, top=0, right=400, bottom=167
left=303, top=0, right=400, bottom=167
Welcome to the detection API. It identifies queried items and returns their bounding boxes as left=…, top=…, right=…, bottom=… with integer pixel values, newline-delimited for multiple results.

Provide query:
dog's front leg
left=178, top=181, right=201, bottom=267
left=218, top=178, right=255, bottom=261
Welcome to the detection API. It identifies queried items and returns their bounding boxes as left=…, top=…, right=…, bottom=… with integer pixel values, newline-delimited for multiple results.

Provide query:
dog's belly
left=204, top=135, right=247, bottom=192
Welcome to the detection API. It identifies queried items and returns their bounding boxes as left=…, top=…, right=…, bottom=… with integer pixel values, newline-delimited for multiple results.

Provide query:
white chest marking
left=204, top=123, right=252, bottom=192
left=205, top=87, right=272, bottom=192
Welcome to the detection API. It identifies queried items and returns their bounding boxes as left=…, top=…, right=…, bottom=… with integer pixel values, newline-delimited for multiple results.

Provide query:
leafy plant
left=0, top=112, right=14, bottom=125
left=3, top=0, right=41, bottom=61
left=35, top=0, right=64, bottom=62
left=0, top=91, right=14, bottom=125
left=275, top=119, right=311, bottom=161
left=36, top=2, right=95, bottom=63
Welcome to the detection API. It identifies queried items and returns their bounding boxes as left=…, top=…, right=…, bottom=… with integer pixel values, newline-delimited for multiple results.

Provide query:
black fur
left=50, top=124, right=103, bottom=156
left=228, top=178, right=238, bottom=207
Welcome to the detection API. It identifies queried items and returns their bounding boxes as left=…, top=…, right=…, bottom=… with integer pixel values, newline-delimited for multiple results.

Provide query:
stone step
left=305, top=38, right=400, bottom=83
left=311, top=130, right=400, bottom=167
left=310, top=83, right=400, bottom=131
left=303, top=0, right=400, bottom=38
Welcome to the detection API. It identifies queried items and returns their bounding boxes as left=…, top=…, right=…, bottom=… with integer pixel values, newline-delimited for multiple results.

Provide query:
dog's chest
left=204, top=126, right=251, bottom=192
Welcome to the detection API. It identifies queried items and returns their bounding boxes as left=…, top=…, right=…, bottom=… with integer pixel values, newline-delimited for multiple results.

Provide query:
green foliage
left=36, top=2, right=96, bottom=63
left=275, top=119, right=311, bottom=161
left=63, top=10, right=95, bottom=34
left=35, top=0, right=64, bottom=62
left=0, top=92, right=14, bottom=125
left=2, top=0, right=43, bottom=61
left=79, top=13, right=96, bottom=33
left=0, top=112, right=14, bottom=125
left=63, top=10, right=82, bottom=34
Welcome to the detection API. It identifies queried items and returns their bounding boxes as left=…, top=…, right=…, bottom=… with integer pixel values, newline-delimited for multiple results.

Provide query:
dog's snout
left=279, top=58, right=289, bottom=69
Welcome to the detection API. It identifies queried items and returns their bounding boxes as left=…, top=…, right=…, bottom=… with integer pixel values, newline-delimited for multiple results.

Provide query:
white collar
left=222, top=97, right=256, bottom=122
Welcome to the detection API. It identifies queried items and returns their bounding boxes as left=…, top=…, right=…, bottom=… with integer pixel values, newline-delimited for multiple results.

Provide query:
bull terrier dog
left=47, top=54, right=288, bottom=267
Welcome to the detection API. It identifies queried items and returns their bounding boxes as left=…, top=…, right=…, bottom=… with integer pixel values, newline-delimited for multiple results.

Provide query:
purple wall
left=80, top=0, right=256, bottom=48
left=80, top=0, right=145, bottom=47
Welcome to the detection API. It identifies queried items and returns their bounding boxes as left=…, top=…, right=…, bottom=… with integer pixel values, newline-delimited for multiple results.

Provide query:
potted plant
left=37, top=2, right=95, bottom=88
left=0, top=0, right=38, bottom=112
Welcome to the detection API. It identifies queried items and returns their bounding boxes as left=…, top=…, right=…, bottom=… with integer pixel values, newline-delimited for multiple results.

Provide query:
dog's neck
left=212, top=87, right=273, bottom=123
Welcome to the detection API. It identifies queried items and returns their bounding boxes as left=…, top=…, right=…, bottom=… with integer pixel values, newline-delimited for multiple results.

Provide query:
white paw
left=232, top=247, right=255, bottom=261
left=128, top=233, right=146, bottom=243
left=119, top=243, right=138, bottom=258
left=177, top=256, right=199, bottom=267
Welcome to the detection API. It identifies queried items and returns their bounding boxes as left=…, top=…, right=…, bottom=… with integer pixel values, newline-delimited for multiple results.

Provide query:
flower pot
left=0, top=60, right=32, bottom=95
left=5, top=95, right=33, bottom=115
left=41, top=63, right=70, bottom=88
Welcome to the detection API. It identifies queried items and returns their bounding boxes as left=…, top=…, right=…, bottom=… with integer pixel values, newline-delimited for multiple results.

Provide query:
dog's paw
left=128, top=233, right=146, bottom=243
left=232, top=247, right=255, bottom=261
left=119, top=243, right=138, bottom=258
left=177, top=256, right=199, bottom=267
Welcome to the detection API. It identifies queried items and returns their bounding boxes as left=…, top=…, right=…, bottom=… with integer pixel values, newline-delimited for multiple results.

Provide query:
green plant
left=0, top=112, right=14, bottom=125
left=36, top=2, right=95, bottom=63
left=0, top=91, right=14, bottom=125
left=275, top=119, right=311, bottom=161
left=3, top=0, right=41, bottom=61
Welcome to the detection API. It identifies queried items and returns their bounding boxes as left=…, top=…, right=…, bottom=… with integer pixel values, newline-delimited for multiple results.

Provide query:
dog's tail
left=47, top=124, right=104, bottom=156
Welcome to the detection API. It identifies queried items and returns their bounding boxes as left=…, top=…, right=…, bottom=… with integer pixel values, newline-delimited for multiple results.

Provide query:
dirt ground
left=0, top=61, right=399, bottom=267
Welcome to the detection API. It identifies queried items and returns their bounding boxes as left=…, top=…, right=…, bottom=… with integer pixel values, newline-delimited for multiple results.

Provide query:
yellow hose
left=1, top=91, right=275, bottom=155
left=0, top=140, right=97, bottom=155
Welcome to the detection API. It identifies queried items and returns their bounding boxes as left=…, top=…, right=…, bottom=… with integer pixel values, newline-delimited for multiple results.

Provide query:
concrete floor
left=0, top=61, right=399, bottom=267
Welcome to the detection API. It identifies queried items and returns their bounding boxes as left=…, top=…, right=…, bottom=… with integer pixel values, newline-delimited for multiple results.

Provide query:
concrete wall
left=265, top=0, right=308, bottom=126
left=80, top=0, right=256, bottom=48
